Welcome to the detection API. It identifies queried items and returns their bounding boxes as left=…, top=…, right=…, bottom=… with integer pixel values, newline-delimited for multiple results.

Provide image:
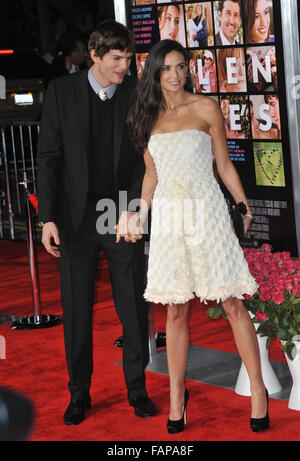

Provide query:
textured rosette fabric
left=144, top=129, right=258, bottom=305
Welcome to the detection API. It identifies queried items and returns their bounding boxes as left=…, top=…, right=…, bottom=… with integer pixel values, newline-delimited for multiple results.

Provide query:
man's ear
left=90, top=49, right=100, bottom=64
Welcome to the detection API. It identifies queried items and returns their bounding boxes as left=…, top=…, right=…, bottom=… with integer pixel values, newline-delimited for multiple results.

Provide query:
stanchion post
left=10, top=171, right=62, bottom=330
left=22, top=171, right=42, bottom=321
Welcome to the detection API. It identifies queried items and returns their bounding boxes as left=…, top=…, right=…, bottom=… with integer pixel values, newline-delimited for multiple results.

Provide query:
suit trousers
left=58, top=203, right=150, bottom=402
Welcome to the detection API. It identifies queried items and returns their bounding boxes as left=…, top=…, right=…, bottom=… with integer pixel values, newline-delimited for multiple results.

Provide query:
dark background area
left=0, top=0, right=115, bottom=56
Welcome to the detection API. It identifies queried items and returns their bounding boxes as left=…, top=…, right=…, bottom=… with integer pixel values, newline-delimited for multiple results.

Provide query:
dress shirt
left=88, top=67, right=117, bottom=99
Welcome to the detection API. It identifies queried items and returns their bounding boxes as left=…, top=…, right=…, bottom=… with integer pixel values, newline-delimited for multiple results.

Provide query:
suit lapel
left=113, top=81, right=130, bottom=180
left=74, top=69, right=90, bottom=158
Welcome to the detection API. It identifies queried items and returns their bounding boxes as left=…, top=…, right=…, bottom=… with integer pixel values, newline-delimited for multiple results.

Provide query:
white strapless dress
left=144, top=129, right=258, bottom=305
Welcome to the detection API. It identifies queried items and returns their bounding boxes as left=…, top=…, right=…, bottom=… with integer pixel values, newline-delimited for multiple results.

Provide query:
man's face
left=218, top=1, right=241, bottom=43
left=90, top=49, right=133, bottom=87
left=195, top=5, right=201, bottom=16
left=204, top=57, right=213, bottom=69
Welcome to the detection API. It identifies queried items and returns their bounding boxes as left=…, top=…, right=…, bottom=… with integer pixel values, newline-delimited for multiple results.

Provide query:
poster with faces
left=243, top=0, right=274, bottom=44
left=189, top=49, right=218, bottom=93
left=185, top=3, right=214, bottom=48
left=129, top=0, right=279, bottom=139
left=129, top=0, right=278, bottom=135
left=127, top=0, right=297, bottom=253
left=217, top=47, right=247, bottom=93
left=220, top=95, right=250, bottom=139
left=213, top=0, right=243, bottom=45
left=157, top=4, right=187, bottom=47
left=246, top=45, right=277, bottom=93
left=250, top=94, right=281, bottom=139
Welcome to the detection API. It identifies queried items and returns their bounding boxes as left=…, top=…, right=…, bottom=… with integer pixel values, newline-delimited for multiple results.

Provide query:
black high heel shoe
left=167, top=389, right=189, bottom=434
left=250, top=388, right=269, bottom=433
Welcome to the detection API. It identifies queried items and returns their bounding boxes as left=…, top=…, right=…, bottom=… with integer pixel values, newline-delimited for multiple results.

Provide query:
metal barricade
left=0, top=122, right=62, bottom=329
left=0, top=121, right=40, bottom=240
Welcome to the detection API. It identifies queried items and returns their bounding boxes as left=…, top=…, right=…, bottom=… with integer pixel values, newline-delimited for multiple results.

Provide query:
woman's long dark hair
left=127, top=39, right=191, bottom=154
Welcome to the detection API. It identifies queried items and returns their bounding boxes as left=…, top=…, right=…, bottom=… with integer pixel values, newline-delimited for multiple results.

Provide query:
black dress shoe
left=63, top=397, right=91, bottom=426
left=129, top=396, right=156, bottom=418
left=167, top=389, right=189, bottom=434
left=250, top=388, right=270, bottom=433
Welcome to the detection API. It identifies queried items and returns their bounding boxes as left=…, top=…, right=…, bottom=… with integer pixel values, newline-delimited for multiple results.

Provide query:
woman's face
left=251, top=0, right=270, bottom=43
left=160, top=6, right=180, bottom=41
left=160, top=50, right=187, bottom=93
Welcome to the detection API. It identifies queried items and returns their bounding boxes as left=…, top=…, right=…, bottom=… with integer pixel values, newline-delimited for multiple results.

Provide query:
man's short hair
left=218, top=0, right=241, bottom=13
left=264, top=94, right=277, bottom=104
left=88, top=20, right=135, bottom=59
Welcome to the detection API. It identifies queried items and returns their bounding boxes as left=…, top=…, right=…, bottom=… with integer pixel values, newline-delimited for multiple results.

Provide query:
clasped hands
left=115, top=211, right=143, bottom=243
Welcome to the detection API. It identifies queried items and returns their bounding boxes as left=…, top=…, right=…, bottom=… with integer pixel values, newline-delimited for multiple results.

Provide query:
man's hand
left=41, top=222, right=61, bottom=257
left=115, top=212, right=143, bottom=243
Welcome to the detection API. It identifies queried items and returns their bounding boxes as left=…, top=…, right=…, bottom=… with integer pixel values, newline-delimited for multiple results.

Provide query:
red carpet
left=0, top=240, right=299, bottom=442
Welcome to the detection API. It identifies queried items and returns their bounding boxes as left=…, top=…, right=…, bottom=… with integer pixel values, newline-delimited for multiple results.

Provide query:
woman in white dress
left=126, top=40, right=269, bottom=434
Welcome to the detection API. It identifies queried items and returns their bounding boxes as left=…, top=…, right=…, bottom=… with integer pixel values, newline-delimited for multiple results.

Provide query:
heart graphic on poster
left=254, top=147, right=282, bottom=185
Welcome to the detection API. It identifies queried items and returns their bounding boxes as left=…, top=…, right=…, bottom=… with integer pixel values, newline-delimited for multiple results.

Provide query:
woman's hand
left=115, top=212, right=143, bottom=243
left=242, top=214, right=253, bottom=236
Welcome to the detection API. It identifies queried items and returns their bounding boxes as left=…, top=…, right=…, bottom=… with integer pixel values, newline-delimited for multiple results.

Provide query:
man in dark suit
left=37, top=20, right=156, bottom=426
left=215, top=0, right=241, bottom=46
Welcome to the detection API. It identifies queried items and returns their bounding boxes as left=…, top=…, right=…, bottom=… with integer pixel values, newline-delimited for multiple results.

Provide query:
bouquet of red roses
left=243, top=244, right=300, bottom=359
left=207, top=244, right=300, bottom=360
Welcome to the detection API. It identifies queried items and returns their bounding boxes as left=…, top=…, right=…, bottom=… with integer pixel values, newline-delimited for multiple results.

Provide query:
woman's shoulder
left=185, top=93, right=222, bottom=127
left=187, top=92, right=220, bottom=112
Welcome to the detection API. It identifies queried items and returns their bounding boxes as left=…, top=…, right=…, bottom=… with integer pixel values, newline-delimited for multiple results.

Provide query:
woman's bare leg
left=166, top=302, right=190, bottom=420
left=222, top=297, right=267, bottom=418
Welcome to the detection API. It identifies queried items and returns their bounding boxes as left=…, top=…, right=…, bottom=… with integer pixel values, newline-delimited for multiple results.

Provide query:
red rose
left=292, top=274, right=300, bottom=297
left=259, top=287, right=272, bottom=302
left=261, top=244, right=272, bottom=253
left=272, top=288, right=285, bottom=305
left=293, top=273, right=300, bottom=284
left=255, top=310, right=268, bottom=321
left=292, top=285, right=300, bottom=297
left=243, top=294, right=251, bottom=300
left=285, top=260, right=296, bottom=273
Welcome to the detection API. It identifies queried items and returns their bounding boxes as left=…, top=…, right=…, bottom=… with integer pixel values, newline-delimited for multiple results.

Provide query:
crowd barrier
left=0, top=121, right=40, bottom=241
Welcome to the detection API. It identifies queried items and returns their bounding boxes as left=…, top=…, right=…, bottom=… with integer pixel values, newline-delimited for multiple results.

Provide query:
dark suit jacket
left=215, top=31, right=238, bottom=46
left=215, top=32, right=223, bottom=46
left=194, top=15, right=207, bottom=45
left=37, top=69, right=144, bottom=240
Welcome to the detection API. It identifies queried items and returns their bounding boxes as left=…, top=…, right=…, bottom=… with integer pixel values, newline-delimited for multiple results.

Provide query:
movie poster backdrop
left=127, top=0, right=298, bottom=255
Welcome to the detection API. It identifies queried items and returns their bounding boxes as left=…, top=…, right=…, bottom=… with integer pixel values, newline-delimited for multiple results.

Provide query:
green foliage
left=206, top=294, right=300, bottom=361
